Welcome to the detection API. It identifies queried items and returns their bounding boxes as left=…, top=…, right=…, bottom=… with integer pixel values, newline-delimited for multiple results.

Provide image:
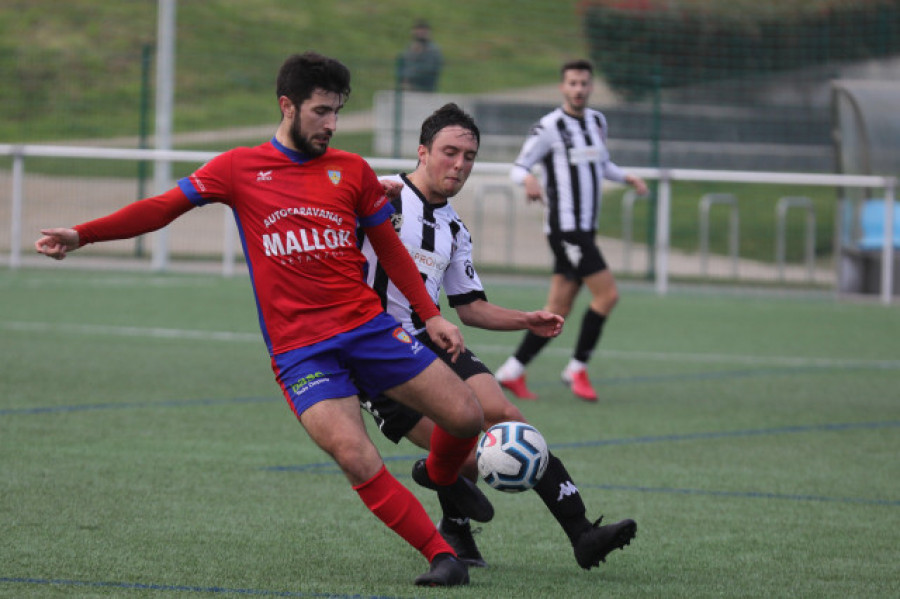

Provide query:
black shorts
left=359, top=330, right=491, bottom=444
left=547, top=230, right=608, bottom=280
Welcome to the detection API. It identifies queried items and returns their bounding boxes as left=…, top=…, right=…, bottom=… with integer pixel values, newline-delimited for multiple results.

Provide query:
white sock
left=565, top=358, right=587, bottom=373
left=498, top=356, right=524, bottom=378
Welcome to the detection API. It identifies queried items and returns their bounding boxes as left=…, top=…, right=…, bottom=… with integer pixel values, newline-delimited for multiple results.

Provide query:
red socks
left=354, top=465, right=453, bottom=561
left=425, top=426, right=478, bottom=486
left=353, top=429, right=479, bottom=560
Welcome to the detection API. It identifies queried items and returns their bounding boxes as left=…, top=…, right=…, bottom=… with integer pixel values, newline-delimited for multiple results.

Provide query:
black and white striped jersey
left=510, top=107, right=627, bottom=235
left=360, top=174, right=486, bottom=336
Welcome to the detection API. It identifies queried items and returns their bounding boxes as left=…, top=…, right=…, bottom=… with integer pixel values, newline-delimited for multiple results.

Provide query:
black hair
left=418, top=103, right=480, bottom=148
left=560, top=59, right=593, bottom=79
left=276, top=52, right=351, bottom=108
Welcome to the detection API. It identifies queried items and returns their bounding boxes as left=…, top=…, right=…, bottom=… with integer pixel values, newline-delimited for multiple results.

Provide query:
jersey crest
left=328, top=170, right=342, bottom=185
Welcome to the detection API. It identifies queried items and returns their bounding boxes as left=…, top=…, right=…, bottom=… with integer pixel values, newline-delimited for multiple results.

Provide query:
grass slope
left=1, top=0, right=583, bottom=142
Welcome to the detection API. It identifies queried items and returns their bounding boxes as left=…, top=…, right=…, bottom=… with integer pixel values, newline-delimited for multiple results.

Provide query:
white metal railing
left=621, top=189, right=650, bottom=272
left=472, top=182, right=517, bottom=266
left=775, top=196, right=816, bottom=282
left=699, top=193, right=740, bottom=279
left=2, top=144, right=896, bottom=304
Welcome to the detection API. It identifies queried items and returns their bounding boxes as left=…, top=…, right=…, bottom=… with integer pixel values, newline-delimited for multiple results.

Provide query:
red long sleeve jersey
left=174, top=139, right=412, bottom=355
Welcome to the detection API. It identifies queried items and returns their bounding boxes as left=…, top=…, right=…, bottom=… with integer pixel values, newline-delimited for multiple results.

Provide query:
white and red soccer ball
left=476, top=422, right=549, bottom=492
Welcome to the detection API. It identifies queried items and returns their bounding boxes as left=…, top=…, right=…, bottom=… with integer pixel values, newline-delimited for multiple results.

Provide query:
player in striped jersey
left=359, top=103, right=637, bottom=571
left=496, top=59, right=648, bottom=402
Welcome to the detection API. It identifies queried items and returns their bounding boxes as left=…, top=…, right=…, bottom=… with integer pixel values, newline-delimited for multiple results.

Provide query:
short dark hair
left=276, top=52, right=351, bottom=107
left=560, top=59, right=593, bottom=79
left=419, top=103, right=480, bottom=148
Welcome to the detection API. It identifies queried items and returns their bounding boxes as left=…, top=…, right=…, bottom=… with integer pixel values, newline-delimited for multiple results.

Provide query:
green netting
left=582, top=0, right=900, bottom=101
left=576, top=0, right=899, bottom=171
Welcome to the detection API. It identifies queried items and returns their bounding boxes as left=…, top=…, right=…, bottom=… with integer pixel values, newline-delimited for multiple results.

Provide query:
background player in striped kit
left=496, top=59, right=648, bottom=402
left=358, top=103, right=637, bottom=571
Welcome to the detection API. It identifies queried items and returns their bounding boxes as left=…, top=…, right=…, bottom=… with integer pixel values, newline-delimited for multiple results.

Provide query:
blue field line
left=267, top=420, right=900, bottom=471
left=586, top=484, right=900, bottom=506
left=0, top=577, right=407, bottom=599
left=264, top=421, right=900, bottom=507
left=546, top=420, right=900, bottom=450
left=0, top=396, right=278, bottom=416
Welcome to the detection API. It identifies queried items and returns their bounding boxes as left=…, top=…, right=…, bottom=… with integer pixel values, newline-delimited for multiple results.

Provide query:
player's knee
left=591, top=289, right=618, bottom=314
left=419, top=367, right=483, bottom=437
left=484, top=402, right=524, bottom=429
left=461, top=399, right=484, bottom=437
left=608, top=287, right=620, bottom=308
left=329, top=438, right=382, bottom=484
left=451, top=388, right=484, bottom=438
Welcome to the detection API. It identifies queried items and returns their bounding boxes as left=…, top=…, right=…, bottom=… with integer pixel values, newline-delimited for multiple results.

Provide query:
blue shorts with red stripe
left=271, top=312, right=437, bottom=418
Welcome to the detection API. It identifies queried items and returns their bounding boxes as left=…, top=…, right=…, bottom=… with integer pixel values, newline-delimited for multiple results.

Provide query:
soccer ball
left=476, top=421, right=549, bottom=492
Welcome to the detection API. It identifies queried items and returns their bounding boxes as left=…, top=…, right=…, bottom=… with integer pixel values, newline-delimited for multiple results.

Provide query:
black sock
left=532, top=453, right=591, bottom=544
left=438, top=484, right=468, bottom=526
left=573, top=308, right=606, bottom=363
left=514, top=331, right=552, bottom=365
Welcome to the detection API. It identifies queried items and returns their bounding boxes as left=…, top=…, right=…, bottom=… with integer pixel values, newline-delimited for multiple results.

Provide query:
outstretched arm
left=34, top=187, right=195, bottom=260
left=455, top=299, right=563, bottom=338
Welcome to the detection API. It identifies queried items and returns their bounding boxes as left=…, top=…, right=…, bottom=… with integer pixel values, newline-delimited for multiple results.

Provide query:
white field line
left=0, top=275, right=219, bottom=288
left=2, top=321, right=258, bottom=343
left=3, top=320, right=899, bottom=370
left=473, top=343, right=900, bottom=370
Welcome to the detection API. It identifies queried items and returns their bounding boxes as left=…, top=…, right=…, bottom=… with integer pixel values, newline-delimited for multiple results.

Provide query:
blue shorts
left=271, top=312, right=437, bottom=418
left=360, top=330, right=491, bottom=443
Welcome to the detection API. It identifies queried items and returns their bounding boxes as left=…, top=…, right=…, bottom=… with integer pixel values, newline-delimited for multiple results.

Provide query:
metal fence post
left=699, top=193, right=739, bottom=278
left=654, top=173, right=671, bottom=295
left=10, top=150, right=24, bottom=269
left=622, top=189, right=649, bottom=274
left=881, top=183, right=897, bottom=305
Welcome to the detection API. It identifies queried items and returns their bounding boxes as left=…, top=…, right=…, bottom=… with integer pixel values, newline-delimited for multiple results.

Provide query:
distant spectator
left=398, top=19, right=443, bottom=92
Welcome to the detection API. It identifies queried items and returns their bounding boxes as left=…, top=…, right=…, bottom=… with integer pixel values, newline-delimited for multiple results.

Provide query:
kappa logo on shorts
left=392, top=327, right=412, bottom=343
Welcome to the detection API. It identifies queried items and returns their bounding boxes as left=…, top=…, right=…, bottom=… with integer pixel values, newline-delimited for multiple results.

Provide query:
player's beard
left=290, top=112, right=329, bottom=158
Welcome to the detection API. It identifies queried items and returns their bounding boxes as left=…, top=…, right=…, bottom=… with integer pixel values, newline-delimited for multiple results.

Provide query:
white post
left=881, top=183, right=896, bottom=305
left=151, top=0, right=176, bottom=272
left=10, top=151, right=24, bottom=269
left=655, top=174, right=671, bottom=296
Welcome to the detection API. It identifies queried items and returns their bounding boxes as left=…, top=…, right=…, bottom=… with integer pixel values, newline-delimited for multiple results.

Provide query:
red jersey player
left=34, top=52, right=489, bottom=587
